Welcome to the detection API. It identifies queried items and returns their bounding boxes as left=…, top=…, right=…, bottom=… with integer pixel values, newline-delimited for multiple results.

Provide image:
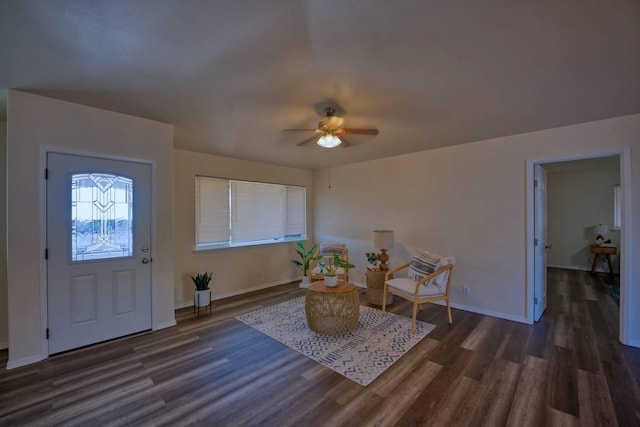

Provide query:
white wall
left=0, top=121, right=6, bottom=350
left=173, top=149, right=314, bottom=307
left=6, top=91, right=175, bottom=369
left=546, top=157, right=620, bottom=272
left=314, top=114, right=640, bottom=344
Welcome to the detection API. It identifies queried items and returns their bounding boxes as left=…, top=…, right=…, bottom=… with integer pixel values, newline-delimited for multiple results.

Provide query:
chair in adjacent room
left=309, top=242, right=350, bottom=283
left=382, top=250, right=455, bottom=332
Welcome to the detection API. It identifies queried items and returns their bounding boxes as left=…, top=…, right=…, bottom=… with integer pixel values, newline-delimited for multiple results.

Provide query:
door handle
left=545, top=245, right=552, bottom=249
left=141, top=258, right=150, bottom=264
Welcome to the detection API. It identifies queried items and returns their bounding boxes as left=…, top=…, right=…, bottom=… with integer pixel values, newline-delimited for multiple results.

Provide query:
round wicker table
left=305, top=281, right=360, bottom=335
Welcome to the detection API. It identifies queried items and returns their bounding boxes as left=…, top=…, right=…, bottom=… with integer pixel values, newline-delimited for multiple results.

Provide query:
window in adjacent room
left=613, top=185, right=621, bottom=230
left=195, top=176, right=306, bottom=249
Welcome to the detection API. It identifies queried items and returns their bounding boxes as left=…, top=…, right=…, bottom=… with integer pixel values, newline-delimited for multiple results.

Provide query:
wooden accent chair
left=382, top=250, right=455, bottom=332
left=309, top=242, right=350, bottom=283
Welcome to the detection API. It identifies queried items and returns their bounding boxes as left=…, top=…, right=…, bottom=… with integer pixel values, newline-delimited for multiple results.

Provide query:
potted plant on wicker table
left=322, top=253, right=356, bottom=287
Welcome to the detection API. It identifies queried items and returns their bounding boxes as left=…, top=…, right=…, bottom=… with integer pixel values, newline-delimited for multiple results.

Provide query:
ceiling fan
left=283, top=107, right=379, bottom=148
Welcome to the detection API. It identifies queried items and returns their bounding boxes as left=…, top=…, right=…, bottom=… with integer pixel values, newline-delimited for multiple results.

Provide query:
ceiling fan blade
left=342, top=128, right=379, bottom=135
left=296, top=135, right=319, bottom=146
left=283, top=129, right=320, bottom=132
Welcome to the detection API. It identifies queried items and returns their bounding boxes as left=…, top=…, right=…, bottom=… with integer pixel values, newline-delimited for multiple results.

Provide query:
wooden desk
left=590, top=244, right=617, bottom=275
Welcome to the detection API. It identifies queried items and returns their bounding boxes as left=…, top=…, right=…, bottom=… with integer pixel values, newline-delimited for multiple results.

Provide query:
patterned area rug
left=236, top=297, right=435, bottom=386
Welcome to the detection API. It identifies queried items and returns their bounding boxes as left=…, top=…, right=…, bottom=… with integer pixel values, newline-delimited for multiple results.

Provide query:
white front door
left=47, top=153, right=152, bottom=354
left=534, top=164, right=548, bottom=322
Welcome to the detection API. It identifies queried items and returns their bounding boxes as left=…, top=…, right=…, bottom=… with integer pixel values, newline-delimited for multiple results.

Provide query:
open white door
left=47, top=153, right=152, bottom=354
left=534, top=164, right=548, bottom=321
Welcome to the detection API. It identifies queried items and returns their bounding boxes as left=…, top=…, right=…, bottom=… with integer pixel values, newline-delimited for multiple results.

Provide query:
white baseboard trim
left=455, top=303, right=528, bottom=324
left=174, top=300, right=193, bottom=310
left=175, top=279, right=368, bottom=309
left=547, top=264, right=589, bottom=271
left=430, top=300, right=529, bottom=324
left=6, top=353, right=47, bottom=370
left=624, top=338, right=640, bottom=348
left=174, top=278, right=301, bottom=310
left=547, top=263, right=619, bottom=274
left=360, top=282, right=526, bottom=324
left=174, top=280, right=525, bottom=326
left=0, top=342, right=7, bottom=351
left=155, top=319, right=177, bottom=330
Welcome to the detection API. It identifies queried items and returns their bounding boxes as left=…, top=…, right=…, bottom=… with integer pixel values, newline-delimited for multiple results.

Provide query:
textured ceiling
left=1, top=0, right=639, bottom=169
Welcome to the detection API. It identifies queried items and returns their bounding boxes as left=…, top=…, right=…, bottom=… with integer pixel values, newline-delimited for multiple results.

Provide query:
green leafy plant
left=366, top=252, right=380, bottom=267
left=291, top=242, right=318, bottom=276
left=320, top=253, right=356, bottom=277
left=191, top=272, right=213, bottom=291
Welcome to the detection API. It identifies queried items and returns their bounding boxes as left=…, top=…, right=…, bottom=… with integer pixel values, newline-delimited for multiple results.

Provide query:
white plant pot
left=325, top=275, right=338, bottom=287
left=194, top=289, right=211, bottom=307
left=299, top=275, right=310, bottom=289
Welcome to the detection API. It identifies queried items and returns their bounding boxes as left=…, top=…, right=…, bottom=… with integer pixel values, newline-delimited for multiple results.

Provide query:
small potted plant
left=364, top=253, right=393, bottom=306
left=366, top=252, right=380, bottom=271
left=291, top=242, right=318, bottom=288
left=191, top=272, right=213, bottom=307
left=322, top=253, right=355, bottom=287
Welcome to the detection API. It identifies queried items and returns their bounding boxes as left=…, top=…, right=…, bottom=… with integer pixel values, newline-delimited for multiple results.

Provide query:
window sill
left=193, top=236, right=306, bottom=252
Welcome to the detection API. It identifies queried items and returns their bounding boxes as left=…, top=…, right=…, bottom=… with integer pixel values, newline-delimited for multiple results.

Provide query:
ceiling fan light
left=317, top=134, right=342, bottom=148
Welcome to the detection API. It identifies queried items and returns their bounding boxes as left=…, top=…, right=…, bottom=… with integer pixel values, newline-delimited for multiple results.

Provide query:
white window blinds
left=231, top=181, right=285, bottom=243
left=285, top=186, right=306, bottom=237
left=196, top=177, right=230, bottom=245
left=195, top=176, right=306, bottom=248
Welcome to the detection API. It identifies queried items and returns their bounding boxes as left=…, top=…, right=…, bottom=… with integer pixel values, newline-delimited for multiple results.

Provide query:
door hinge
left=534, top=297, right=538, bottom=305
left=534, top=238, right=538, bottom=246
left=534, top=179, right=538, bottom=188
left=45, top=168, right=49, bottom=180
left=46, top=328, right=50, bottom=339
left=45, top=248, right=48, bottom=260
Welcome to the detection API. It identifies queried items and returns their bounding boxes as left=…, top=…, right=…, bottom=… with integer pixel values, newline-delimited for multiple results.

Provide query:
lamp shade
left=317, top=134, right=342, bottom=148
left=373, top=229, right=395, bottom=249
left=593, top=224, right=608, bottom=236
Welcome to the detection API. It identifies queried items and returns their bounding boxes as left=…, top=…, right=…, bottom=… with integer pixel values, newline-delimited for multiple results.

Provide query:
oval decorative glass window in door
left=71, top=173, right=134, bottom=261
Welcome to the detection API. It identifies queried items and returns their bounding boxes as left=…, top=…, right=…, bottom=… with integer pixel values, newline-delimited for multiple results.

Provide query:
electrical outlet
left=463, top=286, right=470, bottom=295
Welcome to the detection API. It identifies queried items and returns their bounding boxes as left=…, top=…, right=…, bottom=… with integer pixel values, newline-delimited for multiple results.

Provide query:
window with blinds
left=195, top=176, right=306, bottom=249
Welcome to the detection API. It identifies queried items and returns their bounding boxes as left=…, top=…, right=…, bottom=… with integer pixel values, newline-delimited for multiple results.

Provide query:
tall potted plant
left=191, top=272, right=213, bottom=307
left=291, top=242, right=317, bottom=288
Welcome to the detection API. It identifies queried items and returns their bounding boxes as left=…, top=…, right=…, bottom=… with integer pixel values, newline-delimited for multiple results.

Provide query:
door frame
left=38, top=147, right=157, bottom=358
left=533, top=164, right=548, bottom=322
left=526, top=148, right=631, bottom=344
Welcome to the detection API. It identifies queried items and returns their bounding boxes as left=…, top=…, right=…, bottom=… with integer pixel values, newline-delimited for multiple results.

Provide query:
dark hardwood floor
left=1, top=268, right=638, bottom=426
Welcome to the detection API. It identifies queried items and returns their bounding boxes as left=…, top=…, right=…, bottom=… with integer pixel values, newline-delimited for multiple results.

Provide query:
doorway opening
left=528, top=151, right=629, bottom=344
